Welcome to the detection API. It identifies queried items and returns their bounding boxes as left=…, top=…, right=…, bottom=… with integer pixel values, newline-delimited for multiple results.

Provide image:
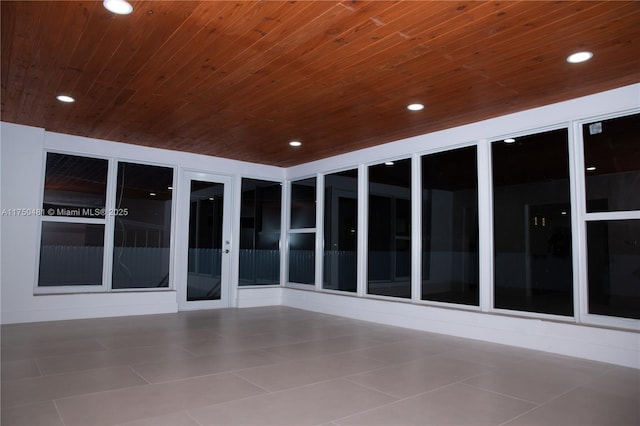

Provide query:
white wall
left=0, top=123, right=284, bottom=323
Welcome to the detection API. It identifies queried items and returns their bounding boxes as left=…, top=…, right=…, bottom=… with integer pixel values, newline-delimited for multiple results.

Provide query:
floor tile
left=347, top=355, right=495, bottom=398
left=36, top=344, right=195, bottom=375
left=259, top=335, right=381, bottom=360
left=131, top=348, right=286, bottom=383
left=1, top=359, right=41, bottom=381
left=116, top=411, right=200, bottom=426
left=1, top=338, right=106, bottom=362
left=503, top=385, right=640, bottom=426
left=1, top=366, right=147, bottom=409
left=188, top=378, right=397, bottom=425
left=462, top=357, right=598, bottom=403
left=235, top=351, right=389, bottom=391
left=336, top=383, right=536, bottom=425
left=0, top=401, right=64, bottom=426
left=55, top=373, right=265, bottom=426
left=350, top=337, right=459, bottom=364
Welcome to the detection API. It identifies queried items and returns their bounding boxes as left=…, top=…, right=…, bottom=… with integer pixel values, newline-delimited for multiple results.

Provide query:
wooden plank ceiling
left=2, top=1, right=640, bottom=167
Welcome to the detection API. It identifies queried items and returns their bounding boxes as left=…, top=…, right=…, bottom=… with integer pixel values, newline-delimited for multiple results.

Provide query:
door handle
left=224, top=249, right=230, bottom=254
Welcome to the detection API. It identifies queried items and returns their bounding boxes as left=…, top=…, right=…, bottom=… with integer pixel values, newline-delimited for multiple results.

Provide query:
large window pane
left=290, top=177, right=316, bottom=229
left=368, top=159, right=411, bottom=299
left=583, top=113, right=640, bottom=212
left=240, top=179, right=281, bottom=286
left=587, top=220, right=640, bottom=319
left=324, top=169, right=358, bottom=292
left=422, top=147, right=479, bottom=306
left=43, top=153, right=108, bottom=218
left=289, top=233, right=315, bottom=284
left=112, top=162, right=173, bottom=289
left=492, top=129, right=573, bottom=316
left=38, top=222, right=104, bottom=286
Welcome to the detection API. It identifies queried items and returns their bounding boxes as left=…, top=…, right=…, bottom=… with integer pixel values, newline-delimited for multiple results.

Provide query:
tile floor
left=1, top=306, right=638, bottom=426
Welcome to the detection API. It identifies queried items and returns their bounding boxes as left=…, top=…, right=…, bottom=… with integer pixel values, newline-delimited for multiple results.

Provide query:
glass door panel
left=179, top=172, right=232, bottom=310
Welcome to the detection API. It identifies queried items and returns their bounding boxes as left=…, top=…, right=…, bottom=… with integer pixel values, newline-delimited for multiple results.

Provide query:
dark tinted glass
left=112, top=162, right=173, bottom=289
left=583, top=113, right=640, bottom=212
left=422, top=147, right=479, bottom=306
left=290, top=177, right=316, bottom=228
left=240, top=179, right=281, bottom=286
left=324, top=169, right=358, bottom=292
left=38, top=222, right=104, bottom=286
left=187, top=181, right=224, bottom=301
left=289, top=233, right=315, bottom=284
left=368, top=159, right=411, bottom=299
left=587, top=220, right=640, bottom=319
left=43, top=153, right=108, bottom=218
left=492, top=129, right=573, bottom=316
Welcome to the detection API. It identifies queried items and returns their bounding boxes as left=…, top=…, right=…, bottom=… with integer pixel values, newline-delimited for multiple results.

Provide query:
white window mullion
left=315, top=173, right=324, bottom=291
left=411, top=154, right=421, bottom=303
left=357, top=164, right=368, bottom=298
left=102, top=158, right=119, bottom=292
left=476, top=139, right=493, bottom=312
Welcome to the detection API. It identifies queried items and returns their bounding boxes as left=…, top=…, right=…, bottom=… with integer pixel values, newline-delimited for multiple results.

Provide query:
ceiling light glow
left=504, top=138, right=516, bottom=143
left=289, top=141, right=302, bottom=147
left=385, top=161, right=394, bottom=166
left=103, top=0, right=133, bottom=15
left=567, top=51, right=593, bottom=64
left=586, top=166, right=597, bottom=171
left=56, top=95, right=75, bottom=103
left=407, top=103, right=424, bottom=111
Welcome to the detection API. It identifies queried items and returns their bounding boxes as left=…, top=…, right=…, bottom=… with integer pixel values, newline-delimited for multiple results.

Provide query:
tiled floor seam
left=52, top=399, right=68, bottom=426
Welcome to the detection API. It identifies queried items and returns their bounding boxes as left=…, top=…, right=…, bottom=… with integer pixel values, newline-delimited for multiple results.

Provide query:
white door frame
left=177, top=171, right=233, bottom=311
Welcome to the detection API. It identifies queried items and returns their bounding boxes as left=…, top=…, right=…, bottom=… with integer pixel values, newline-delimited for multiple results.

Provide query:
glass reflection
left=324, top=169, right=358, bottom=292
left=186, top=180, right=224, bottom=301
left=583, top=113, right=640, bottom=212
left=290, top=177, right=316, bottom=229
left=368, top=158, right=411, bottom=299
left=39, top=222, right=104, bottom=286
left=43, top=153, right=108, bottom=218
left=492, top=129, right=573, bottom=316
left=112, top=162, right=173, bottom=289
left=289, top=233, right=315, bottom=284
left=240, top=179, right=281, bottom=286
left=587, top=220, right=640, bottom=319
left=422, top=147, right=479, bottom=306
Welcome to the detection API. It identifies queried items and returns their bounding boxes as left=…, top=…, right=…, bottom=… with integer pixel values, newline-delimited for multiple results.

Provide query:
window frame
left=574, top=110, right=640, bottom=330
left=34, top=151, right=178, bottom=294
left=285, top=175, right=320, bottom=288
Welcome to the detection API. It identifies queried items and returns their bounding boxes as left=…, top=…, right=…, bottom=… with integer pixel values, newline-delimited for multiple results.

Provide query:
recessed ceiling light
left=289, top=141, right=302, bottom=147
left=149, top=192, right=156, bottom=196
left=567, top=51, right=593, bottom=64
left=167, top=186, right=173, bottom=190
left=586, top=166, right=597, bottom=171
left=407, top=103, right=424, bottom=111
left=103, top=0, right=133, bottom=15
left=385, top=161, right=394, bottom=166
left=208, top=197, right=214, bottom=201
left=56, top=95, right=75, bottom=103
left=504, top=138, right=516, bottom=143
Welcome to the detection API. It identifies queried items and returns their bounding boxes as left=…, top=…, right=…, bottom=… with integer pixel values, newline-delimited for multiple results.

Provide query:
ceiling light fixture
left=56, top=95, right=75, bottom=103
left=586, top=166, right=597, bottom=171
left=567, top=51, right=593, bottom=64
left=103, top=0, right=133, bottom=15
left=407, top=103, right=424, bottom=111
left=289, top=140, right=302, bottom=147
left=504, top=138, right=516, bottom=143
left=385, top=161, right=394, bottom=166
